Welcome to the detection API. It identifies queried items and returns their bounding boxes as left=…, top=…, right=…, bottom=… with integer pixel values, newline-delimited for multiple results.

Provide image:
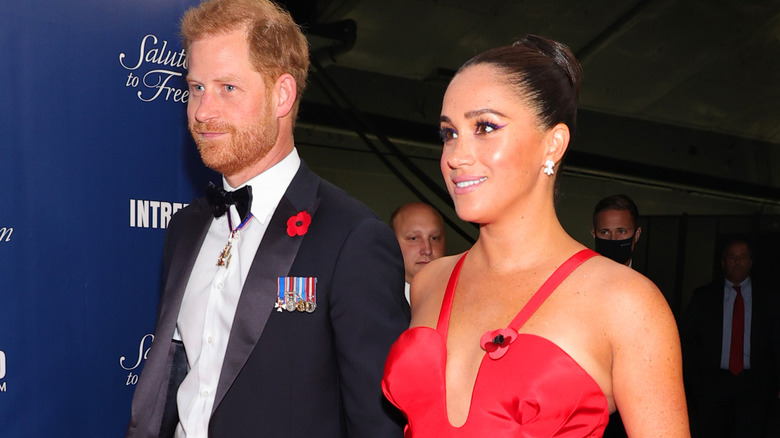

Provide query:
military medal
left=276, top=276, right=317, bottom=312
left=305, top=276, right=317, bottom=313
left=275, top=277, right=286, bottom=311
left=294, top=277, right=306, bottom=312
left=285, top=289, right=297, bottom=312
left=216, top=212, right=253, bottom=268
left=216, top=234, right=235, bottom=268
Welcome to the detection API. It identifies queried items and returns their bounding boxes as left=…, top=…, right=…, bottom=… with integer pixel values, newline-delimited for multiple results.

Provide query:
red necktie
left=729, top=284, right=744, bottom=375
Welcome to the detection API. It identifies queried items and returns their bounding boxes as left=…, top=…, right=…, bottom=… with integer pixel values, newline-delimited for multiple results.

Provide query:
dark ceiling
left=281, top=0, right=780, bottom=204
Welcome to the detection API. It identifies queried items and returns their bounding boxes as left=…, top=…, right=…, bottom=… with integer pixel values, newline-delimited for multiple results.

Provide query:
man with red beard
left=126, top=1, right=409, bottom=437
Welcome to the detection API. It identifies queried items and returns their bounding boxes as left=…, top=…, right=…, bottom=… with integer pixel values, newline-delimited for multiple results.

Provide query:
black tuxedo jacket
left=681, top=278, right=780, bottom=399
left=127, top=162, right=410, bottom=437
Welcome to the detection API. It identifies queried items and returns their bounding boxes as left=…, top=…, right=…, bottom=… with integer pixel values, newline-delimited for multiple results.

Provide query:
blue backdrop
left=0, top=1, right=213, bottom=435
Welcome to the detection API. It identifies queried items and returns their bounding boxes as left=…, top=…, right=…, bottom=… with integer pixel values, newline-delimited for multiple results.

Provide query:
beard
left=189, top=111, right=279, bottom=178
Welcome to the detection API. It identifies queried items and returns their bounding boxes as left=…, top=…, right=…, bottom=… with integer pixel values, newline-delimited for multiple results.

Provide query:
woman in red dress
left=382, top=35, right=689, bottom=437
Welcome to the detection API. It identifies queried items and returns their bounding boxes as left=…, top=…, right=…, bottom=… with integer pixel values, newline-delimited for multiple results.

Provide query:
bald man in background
left=390, top=203, right=446, bottom=303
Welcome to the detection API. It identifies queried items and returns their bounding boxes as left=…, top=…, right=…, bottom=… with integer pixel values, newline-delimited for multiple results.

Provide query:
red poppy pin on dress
left=286, top=211, right=311, bottom=237
left=480, top=327, right=518, bottom=360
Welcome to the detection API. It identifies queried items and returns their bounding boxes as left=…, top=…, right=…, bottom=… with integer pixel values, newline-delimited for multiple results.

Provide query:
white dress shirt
left=720, top=277, right=753, bottom=370
left=174, top=149, right=301, bottom=438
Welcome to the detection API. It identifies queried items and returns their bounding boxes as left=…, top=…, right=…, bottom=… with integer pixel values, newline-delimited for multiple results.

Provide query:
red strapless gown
left=382, top=249, right=609, bottom=437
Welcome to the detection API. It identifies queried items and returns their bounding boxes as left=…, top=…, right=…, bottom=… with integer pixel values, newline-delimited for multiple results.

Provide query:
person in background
left=591, top=194, right=642, bottom=266
left=682, top=237, right=779, bottom=437
left=382, top=35, right=689, bottom=436
left=591, top=194, right=644, bottom=437
left=390, top=202, right=447, bottom=303
left=126, top=1, right=409, bottom=437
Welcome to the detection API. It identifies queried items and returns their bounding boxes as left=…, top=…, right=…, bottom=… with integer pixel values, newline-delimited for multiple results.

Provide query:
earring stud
left=543, top=160, right=555, bottom=176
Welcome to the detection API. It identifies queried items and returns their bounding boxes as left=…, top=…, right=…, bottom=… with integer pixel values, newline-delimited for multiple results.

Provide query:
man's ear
left=634, top=226, right=642, bottom=243
left=273, top=73, right=296, bottom=118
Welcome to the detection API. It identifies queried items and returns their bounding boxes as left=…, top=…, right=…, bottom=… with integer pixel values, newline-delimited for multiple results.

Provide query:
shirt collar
left=725, top=276, right=751, bottom=289
left=223, top=148, right=301, bottom=225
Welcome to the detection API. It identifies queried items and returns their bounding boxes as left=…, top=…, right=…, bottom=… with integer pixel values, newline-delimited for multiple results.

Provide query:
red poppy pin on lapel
left=286, top=211, right=311, bottom=237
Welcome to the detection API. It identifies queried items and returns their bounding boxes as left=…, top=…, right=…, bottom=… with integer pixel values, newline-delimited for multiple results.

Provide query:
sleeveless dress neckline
left=438, top=249, right=600, bottom=339
left=382, top=248, right=610, bottom=437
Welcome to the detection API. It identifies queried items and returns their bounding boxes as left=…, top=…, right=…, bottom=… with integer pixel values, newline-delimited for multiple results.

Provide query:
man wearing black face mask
left=590, top=194, right=642, bottom=438
left=591, top=194, right=642, bottom=266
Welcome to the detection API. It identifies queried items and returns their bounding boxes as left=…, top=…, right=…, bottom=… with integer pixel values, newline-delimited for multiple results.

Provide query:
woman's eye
left=439, top=127, right=458, bottom=142
left=475, top=121, right=500, bottom=135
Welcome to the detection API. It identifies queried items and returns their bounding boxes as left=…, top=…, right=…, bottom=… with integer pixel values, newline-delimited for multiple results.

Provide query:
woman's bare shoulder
left=581, top=256, right=664, bottom=305
left=577, top=259, right=688, bottom=435
left=578, top=255, right=677, bottom=345
left=408, top=253, right=465, bottom=327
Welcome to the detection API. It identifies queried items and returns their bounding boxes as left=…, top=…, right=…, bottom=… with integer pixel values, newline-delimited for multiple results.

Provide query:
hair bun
left=516, top=34, right=582, bottom=95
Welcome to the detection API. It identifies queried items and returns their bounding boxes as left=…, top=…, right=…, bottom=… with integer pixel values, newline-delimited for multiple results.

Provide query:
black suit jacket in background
left=126, top=162, right=410, bottom=438
left=681, top=278, right=780, bottom=402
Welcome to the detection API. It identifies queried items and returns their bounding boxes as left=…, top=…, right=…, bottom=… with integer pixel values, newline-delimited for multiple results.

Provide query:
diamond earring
left=543, top=160, right=555, bottom=176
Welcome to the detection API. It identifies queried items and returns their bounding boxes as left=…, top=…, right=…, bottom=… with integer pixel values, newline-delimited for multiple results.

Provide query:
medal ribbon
left=307, top=277, right=316, bottom=304
left=227, top=212, right=253, bottom=234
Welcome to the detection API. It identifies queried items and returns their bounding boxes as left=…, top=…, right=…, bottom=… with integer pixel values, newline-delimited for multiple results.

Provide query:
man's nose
left=194, top=91, right=219, bottom=122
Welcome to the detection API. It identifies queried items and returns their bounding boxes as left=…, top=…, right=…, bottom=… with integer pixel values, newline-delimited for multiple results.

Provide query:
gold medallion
left=217, top=241, right=233, bottom=268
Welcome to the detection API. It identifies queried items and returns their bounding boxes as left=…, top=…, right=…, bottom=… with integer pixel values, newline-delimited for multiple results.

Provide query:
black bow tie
left=206, top=181, right=253, bottom=222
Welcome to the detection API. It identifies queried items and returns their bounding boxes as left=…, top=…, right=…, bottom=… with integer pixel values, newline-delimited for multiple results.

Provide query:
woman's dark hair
left=458, top=34, right=583, bottom=139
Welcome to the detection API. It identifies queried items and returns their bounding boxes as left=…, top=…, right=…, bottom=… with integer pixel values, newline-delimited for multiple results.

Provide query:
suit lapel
left=158, top=199, right=213, bottom=342
left=131, top=199, right=211, bottom=435
left=213, top=163, right=321, bottom=411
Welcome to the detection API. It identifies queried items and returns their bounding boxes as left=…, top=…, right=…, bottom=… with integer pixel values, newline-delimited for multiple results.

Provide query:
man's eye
left=225, top=84, right=236, bottom=91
